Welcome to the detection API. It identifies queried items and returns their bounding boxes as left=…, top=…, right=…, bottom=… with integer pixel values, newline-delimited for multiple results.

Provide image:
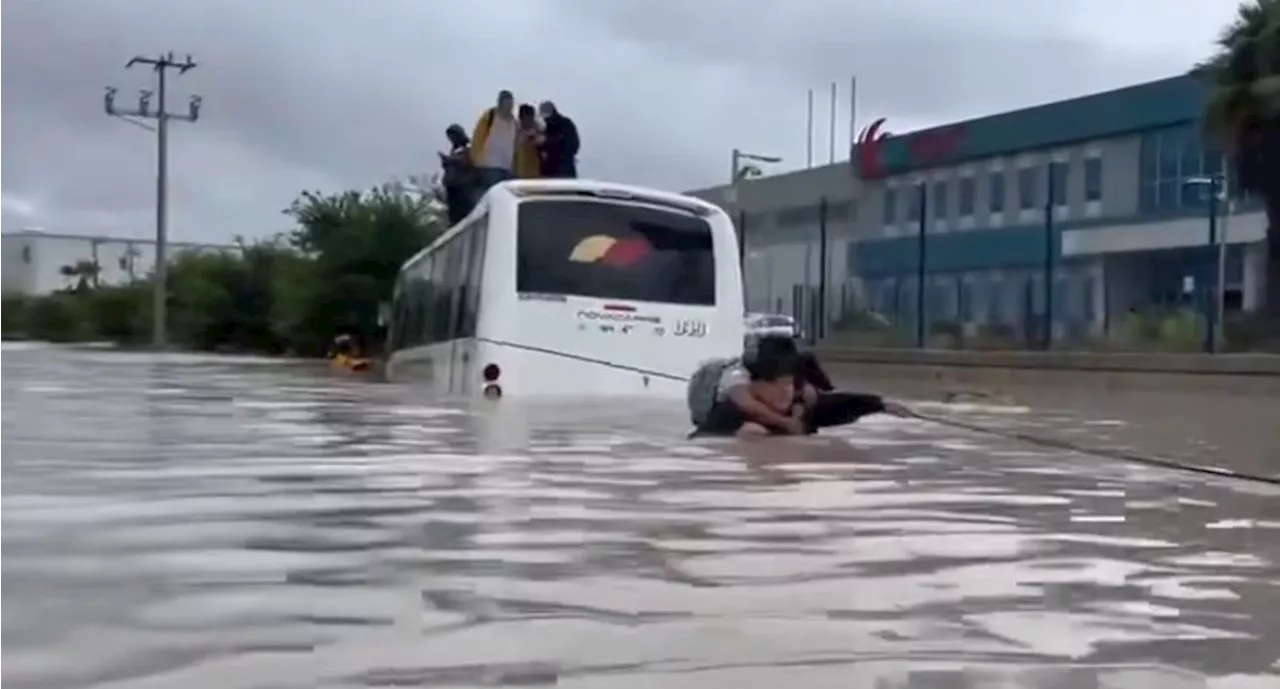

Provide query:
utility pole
left=104, top=52, right=202, bottom=348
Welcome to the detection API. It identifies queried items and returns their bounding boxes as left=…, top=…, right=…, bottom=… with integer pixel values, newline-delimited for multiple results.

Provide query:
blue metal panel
left=849, top=226, right=1054, bottom=276
left=861, top=75, right=1204, bottom=177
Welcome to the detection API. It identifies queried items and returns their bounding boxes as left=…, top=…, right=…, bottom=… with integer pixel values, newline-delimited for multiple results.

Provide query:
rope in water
left=912, top=412, right=1280, bottom=487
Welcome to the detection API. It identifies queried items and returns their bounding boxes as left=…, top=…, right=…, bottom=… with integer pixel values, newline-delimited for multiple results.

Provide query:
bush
left=2, top=293, right=32, bottom=339
left=1112, top=308, right=1205, bottom=352
left=24, top=292, right=94, bottom=342
left=93, top=283, right=152, bottom=345
left=0, top=181, right=447, bottom=355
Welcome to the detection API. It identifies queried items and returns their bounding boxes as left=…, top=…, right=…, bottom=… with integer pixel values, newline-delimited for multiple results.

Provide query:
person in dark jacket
left=536, top=100, right=580, bottom=178
left=439, top=124, right=474, bottom=225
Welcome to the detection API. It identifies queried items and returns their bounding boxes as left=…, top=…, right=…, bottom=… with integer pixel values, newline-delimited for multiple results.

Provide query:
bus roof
left=398, top=179, right=725, bottom=273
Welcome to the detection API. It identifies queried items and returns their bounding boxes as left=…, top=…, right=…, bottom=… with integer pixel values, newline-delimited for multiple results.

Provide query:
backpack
left=686, top=357, right=738, bottom=427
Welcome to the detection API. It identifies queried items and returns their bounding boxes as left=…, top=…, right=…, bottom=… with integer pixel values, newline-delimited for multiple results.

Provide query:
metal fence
left=733, top=190, right=1277, bottom=354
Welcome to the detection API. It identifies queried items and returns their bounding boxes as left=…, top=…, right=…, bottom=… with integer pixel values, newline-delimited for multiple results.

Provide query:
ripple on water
left=3, top=347, right=1279, bottom=689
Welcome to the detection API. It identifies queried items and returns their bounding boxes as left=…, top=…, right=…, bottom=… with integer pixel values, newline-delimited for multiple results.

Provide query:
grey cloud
left=2, top=0, right=1235, bottom=242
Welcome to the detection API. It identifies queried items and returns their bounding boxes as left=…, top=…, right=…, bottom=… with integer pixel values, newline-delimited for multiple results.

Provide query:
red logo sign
left=853, top=117, right=890, bottom=179
left=853, top=118, right=968, bottom=180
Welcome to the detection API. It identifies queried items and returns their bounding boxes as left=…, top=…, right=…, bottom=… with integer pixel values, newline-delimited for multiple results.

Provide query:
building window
left=1204, top=151, right=1225, bottom=180
left=905, top=183, right=923, bottom=222
left=1018, top=166, right=1038, bottom=210
left=958, top=176, right=975, bottom=216
left=883, top=187, right=897, bottom=225
left=929, top=277, right=956, bottom=321
left=989, top=171, right=1005, bottom=213
left=934, top=180, right=949, bottom=219
left=876, top=278, right=897, bottom=315
left=1084, top=156, right=1102, bottom=202
left=1049, top=161, right=1068, bottom=206
left=1139, top=124, right=1228, bottom=213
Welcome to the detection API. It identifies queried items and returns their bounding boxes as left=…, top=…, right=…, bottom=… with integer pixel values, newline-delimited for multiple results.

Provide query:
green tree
left=281, top=182, right=446, bottom=355
left=3, top=179, right=444, bottom=355
left=1198, top=0, right=1280, bottom=316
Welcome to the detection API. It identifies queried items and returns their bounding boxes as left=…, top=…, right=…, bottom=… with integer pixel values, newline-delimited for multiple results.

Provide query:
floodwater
left=3, top=345, right=1280, bottom=689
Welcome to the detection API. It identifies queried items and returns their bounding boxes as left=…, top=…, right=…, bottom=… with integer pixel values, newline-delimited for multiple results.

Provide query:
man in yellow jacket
left=470, top=90, right=540, bottom=191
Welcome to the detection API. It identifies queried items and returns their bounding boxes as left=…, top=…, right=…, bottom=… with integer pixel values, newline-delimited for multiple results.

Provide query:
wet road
left=3, top=344, right=1280, bottom=688
left=831, top=368, right=1280, bottom=482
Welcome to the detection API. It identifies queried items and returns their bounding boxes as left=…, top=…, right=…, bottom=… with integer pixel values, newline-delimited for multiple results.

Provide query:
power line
left=104, top=52, right=203, bottom=348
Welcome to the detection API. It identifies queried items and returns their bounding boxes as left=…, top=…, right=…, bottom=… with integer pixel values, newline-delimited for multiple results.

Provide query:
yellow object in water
left=331, top=354, right=371, bottom=372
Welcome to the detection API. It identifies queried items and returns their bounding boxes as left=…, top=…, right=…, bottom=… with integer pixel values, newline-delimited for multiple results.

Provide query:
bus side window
left=462, top=216, right=487, bottom=337
left=450, top=232, right=472, bottom=339
left=390, top=278, right=408, bottom=351
left=445, top=237, right=464, bottom=341
left=429, top=242, right=451, bottom=343
left=416, top=255, right=435, bottom=347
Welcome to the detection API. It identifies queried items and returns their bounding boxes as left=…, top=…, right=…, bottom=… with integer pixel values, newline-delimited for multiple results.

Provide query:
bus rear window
left=516, top=200, right=716, bottom=306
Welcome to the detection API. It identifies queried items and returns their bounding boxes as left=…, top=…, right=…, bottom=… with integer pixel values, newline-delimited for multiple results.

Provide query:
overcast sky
left=1, top=0, right=1238, bottom=243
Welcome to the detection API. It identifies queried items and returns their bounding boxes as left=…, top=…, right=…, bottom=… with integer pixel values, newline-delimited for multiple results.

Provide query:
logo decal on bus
left=576, top=310, right=660, bottom=324
left=568, top=234, right=652, bottom=268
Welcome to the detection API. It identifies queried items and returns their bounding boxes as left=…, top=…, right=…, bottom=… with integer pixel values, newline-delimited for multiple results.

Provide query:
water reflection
left=3, top=345, right=1279, bottom=688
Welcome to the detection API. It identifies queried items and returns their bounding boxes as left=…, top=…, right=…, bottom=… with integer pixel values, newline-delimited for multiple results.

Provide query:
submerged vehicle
left=385, top=179, right=746, bottom=398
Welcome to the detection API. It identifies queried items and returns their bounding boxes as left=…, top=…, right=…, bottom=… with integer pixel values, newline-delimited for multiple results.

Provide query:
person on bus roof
left=440, top=124, right=474, bottom=225
left=469, top=90, right=521, bottom=190
left=514, top=104, right=544, bottom=178
left=537, top=100, right=580, bottom=179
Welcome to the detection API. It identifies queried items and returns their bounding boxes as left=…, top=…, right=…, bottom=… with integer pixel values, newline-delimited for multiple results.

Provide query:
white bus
left=384, top=179, right=745, bottom=398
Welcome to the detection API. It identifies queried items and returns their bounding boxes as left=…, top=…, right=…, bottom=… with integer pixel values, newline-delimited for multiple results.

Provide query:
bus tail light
left=483, top=384, right=503, bottom=399
left=482, top=363, right=501, bottom=382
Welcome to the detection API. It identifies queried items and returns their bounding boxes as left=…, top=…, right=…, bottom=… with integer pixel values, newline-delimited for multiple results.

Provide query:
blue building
left=686, top=74, right=1268, bottom=343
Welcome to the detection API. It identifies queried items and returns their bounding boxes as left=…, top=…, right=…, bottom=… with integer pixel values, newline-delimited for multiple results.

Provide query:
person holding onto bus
left=687, top=335, right=914, bottom=438
left=469, top=90, right=520, bottom=190
left=328, top=333, right=372, bottom=372
left=537, top=100, right=580, bottom=179
left=690, top=353, right=806, bottom=438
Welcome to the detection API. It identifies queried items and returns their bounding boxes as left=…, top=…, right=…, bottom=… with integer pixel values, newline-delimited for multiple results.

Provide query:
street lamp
left=1183, top=174, right=1233, bottom=353
left=727, top=148, right=782, bottom=201
left=726, top=148, right=783, bottom=266
left=731, top=148, right=782, bottom=181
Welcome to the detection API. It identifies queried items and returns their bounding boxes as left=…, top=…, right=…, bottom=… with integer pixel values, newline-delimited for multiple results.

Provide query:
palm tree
left=1197, top=0, right=1280, bottom=317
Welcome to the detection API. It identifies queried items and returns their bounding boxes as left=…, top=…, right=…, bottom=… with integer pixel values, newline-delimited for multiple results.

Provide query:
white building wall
left=1, top=236, right=35, bottom=294
left=1, top=232, right=235, bottom=296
